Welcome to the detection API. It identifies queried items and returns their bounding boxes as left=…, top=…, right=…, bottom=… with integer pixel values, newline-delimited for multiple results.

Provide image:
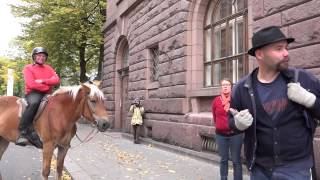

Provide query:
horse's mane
left=52, top=83, right=105, bottom=100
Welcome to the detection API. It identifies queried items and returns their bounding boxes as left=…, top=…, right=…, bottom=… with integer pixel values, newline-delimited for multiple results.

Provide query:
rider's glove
left=229, top=108, right=253, bottom=131
left=287, top=83, right=316, bottom=108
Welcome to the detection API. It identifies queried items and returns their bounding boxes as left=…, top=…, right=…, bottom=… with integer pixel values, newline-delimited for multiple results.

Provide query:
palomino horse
left=0, top=83, right=110, bottom=180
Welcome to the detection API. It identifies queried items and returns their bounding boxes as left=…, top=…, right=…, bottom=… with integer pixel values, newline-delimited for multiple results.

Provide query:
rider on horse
left=16, top=47, right=60, bottom=147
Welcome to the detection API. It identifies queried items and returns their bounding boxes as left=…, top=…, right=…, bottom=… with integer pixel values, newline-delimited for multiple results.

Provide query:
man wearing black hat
left=228, top=26, right=320, bottom=179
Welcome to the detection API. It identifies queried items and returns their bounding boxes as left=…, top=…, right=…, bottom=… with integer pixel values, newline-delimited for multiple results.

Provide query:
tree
left=0, top=56, right=27, bottom=96
left=11, top=0, right=106, bottom=84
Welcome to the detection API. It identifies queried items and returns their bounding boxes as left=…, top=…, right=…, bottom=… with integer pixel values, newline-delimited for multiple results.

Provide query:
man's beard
left=276, top=58, right=289, bottom=71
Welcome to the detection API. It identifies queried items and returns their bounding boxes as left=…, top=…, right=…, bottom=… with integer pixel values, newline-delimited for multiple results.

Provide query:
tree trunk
left=79, top=42, right=87, bottom=83
left=97, top=43, right=103, bottom=80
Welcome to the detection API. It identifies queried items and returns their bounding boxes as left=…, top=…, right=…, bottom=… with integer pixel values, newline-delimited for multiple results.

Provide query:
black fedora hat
left=248, top=26, right=295, bottom=56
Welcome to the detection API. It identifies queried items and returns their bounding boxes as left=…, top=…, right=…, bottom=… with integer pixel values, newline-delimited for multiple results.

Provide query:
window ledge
left=187, top=87, right=221, bottom=97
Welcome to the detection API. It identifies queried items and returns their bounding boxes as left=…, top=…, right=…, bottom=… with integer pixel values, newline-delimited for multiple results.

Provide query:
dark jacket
left=229, top=67, right=320, bottom=170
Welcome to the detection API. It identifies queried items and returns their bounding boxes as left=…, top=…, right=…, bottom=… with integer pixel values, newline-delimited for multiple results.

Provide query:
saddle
left=15, top=95, right=50, bottom=148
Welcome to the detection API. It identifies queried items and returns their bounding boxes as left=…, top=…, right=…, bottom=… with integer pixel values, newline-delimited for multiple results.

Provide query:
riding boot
left=28, top=131, right=43, bottom=149
left=16, top=130, right=29, bottom=146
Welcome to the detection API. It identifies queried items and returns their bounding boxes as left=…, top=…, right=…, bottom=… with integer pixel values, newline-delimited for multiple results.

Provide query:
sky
left=0, top=0, right=23, bottom=57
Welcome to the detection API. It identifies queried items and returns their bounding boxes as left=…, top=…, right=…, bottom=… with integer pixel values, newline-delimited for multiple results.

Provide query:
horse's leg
left=42, top=142, right=54, bottom=180
left=56, top=146, right=69, bottom=180
left=0, top=137, right=9, bottom=180
left=0, top=137, right=9, bottom=160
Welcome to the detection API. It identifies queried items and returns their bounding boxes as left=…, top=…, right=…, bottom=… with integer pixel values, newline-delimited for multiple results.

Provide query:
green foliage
left=11, top=0, right=106, bottom=85
left=0, top=56, right=28, bottom=96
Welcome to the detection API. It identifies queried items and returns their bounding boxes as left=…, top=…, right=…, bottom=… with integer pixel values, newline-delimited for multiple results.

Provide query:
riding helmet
left=32, top=47, right=48, bottom=60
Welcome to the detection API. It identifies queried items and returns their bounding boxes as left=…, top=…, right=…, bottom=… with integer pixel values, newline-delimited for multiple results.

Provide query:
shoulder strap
left=294, top=68, right=299, bottom=83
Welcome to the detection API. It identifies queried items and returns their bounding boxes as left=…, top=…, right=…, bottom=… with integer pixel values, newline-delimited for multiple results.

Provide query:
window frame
left=203, top=0, right=248, bottom=87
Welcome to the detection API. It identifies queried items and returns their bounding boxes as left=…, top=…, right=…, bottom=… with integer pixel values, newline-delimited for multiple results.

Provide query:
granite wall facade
left=103, top=0, right=320, bottom=176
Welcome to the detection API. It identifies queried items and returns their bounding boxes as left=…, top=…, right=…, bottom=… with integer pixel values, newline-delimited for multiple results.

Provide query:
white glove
left=287, top=83, right=316, bottom=108
left=230, top=108, right=253, bottom=131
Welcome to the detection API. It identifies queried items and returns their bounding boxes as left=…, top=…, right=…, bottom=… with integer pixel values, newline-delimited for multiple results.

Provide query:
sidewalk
left=64, top=123, right=249, bottom=180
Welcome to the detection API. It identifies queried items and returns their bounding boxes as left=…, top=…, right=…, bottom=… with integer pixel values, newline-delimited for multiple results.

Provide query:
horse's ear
left=81, top=83, right=91, bottom=95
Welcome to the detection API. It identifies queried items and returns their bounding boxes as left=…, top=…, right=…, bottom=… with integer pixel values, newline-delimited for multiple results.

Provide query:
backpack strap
left=294, top=68, right=299, bottom=83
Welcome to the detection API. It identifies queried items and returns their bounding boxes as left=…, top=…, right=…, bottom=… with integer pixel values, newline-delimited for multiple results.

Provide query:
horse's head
left=79, top=83, right=110, bottom=132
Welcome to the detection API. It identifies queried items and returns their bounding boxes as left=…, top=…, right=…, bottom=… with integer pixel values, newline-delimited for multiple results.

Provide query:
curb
left=121, top=133, right=249, bottom=175
left=121, top=133, right=220, bottom=164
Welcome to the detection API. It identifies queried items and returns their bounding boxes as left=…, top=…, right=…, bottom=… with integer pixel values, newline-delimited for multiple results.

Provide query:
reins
left=72, top=125, right=98, bottom=149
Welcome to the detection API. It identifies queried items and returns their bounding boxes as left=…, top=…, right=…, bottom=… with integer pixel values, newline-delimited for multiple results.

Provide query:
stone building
left=102, top=0, right=320, bottom=176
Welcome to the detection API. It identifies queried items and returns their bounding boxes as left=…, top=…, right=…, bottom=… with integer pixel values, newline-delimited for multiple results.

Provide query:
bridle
left=73, top=95, right=100, bottom=148
left=81, top=95, right=99, bottom=126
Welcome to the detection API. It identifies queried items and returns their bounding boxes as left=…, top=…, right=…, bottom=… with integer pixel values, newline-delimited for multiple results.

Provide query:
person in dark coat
left=228, top=26, right=320, bottom=180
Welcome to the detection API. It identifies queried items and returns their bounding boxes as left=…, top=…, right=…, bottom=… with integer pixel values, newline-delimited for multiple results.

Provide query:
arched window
left=117, top=41, right=129, bottom=77
left=204, top=0, right=248, bottom=87
left=122, top=43, right=129, bottom=68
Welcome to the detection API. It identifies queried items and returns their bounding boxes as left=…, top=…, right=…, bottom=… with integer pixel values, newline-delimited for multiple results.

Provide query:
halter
left=74, top=95, right=100, bottom=148
left=82, top=95, right=99, bottom=126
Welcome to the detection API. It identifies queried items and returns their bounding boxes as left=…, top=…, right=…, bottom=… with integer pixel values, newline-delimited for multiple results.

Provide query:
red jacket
left=23, top=63, right=60, bottom=95
left=212, top=96, right=231, bottom=135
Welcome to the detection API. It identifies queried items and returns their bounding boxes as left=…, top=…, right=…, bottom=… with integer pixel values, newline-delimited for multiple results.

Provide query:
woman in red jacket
left=212, top=79, right=243, bottom=180
left=16, top=47, right=60, bottom=147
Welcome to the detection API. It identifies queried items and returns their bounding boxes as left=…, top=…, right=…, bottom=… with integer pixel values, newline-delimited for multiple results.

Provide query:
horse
left=0, top=83, right=110, bottom=180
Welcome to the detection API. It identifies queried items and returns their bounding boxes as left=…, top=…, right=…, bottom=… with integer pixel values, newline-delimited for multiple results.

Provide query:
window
left=122, top=43, right=129, bottom=68
left=204, top=0, right=248, bottom=87
left=118, top=43, right=129, bottom=77
left=149, top=47, right=160, bottom=82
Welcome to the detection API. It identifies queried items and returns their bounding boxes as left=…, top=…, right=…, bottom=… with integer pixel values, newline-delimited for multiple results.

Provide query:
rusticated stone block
left=148, top=88, right=160, bottom=99
left=264, top=0, right=310, bottom=16
left=290, top=44, right=320, bottom=69
left=143, top=98, right=186, bottom=114
left=159, top=58, right=186, bottom=76
left=163, top=33, right=188, bottom=52
left=157, top=85, right=186, bottom=98
left=105, top=101, right=115, bottom=111
left=103, top=72, right=115, bottom=80
left=128, top=80, right=146, bottom=91
left=252, top=0, right=264, bottom=20
left=253, top=13, right=282, bottom=32
left=128, top=90, right=146, bottom=101
left=306, top=67, right=320, bottom=80
left=145, top=113, right=185, bottom=123
left=282, top=0, right=320, bottom=25
left=104, top=64, right=116, bottom=74
left=104, top=94, right=115, bottom=101
left=184, top=112, right=212, bottom=126
left=102, top=79, right=114, bottom=87
left=159, top=72, right=186, bottom=87
left=151, top=120, right=203, bottom=150
left=130, top=53, right=147, bottom=66
left=128, top=69, right=146, bottom=82
left=288, top=18, right=320, bottom=48
left=101, top=86, right=113, bottom=94
left=129, top=61, right=146, bottom=72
